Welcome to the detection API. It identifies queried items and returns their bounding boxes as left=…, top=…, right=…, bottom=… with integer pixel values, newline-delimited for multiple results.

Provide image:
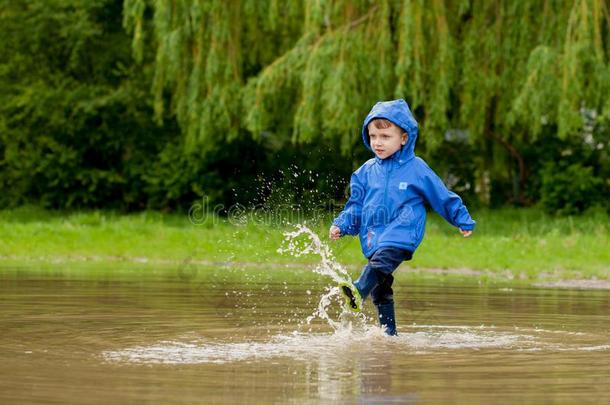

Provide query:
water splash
left=103, top=325, right=610, bottom=365
left=277, top=224, right=365, bottom=330
left=305, top=287, right=342, bottom=329
left=277, top=224, right=351, bottom=284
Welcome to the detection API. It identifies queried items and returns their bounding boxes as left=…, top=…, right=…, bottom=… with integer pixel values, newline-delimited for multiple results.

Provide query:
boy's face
left=368, top=123, right=408, bottom=160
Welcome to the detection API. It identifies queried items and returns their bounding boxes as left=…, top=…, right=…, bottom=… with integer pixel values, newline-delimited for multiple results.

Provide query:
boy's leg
left=340, top=247, right=411, bottom=313
left=354, top=248, right=412, bottom=300
left=371, top=275, right=397, bottom=335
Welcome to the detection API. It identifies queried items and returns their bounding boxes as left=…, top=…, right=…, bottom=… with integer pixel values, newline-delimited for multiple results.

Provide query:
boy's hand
left=329, top=225, right=341, bottom=240
left=459, top=229, right=473, bottom=237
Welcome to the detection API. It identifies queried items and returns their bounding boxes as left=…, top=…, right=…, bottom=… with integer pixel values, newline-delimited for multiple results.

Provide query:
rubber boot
left=339, top=282, right=363, bottom=312
left=376, top=303, right=397, bottom=336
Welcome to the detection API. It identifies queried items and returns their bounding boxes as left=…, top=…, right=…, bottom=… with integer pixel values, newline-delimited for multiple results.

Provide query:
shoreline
left=2, top=254, right=609, bottom=290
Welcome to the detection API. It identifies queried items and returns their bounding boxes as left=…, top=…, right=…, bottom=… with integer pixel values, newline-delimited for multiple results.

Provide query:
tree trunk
left=484, top=98, right=529, bottom=206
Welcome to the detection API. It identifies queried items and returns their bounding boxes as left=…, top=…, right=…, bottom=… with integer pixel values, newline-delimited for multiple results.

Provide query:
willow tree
left=124, top=0, right=610, bottom=204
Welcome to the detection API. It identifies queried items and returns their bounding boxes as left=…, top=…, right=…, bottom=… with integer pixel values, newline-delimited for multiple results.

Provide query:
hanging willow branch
left=124, top=0, right=610, bottom=156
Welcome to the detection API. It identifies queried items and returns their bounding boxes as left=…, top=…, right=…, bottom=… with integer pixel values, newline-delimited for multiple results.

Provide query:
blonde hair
left=368, top=118, right=407, bottom=136
left=369, top=118, right=394, bottom=130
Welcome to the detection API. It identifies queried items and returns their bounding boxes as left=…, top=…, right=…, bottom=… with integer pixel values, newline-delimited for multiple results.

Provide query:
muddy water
left=2, top=268, right=610, bottom=404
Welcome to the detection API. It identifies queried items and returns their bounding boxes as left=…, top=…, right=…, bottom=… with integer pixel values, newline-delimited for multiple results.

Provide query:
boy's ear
left=402, top=133, right=408, bottom=145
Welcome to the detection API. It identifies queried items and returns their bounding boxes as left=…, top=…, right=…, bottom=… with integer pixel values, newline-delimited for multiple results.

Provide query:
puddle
left=3, top=227, right=610, bottom=403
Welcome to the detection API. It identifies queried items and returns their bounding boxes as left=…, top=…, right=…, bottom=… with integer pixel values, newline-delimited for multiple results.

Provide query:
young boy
left=329, top=99, right=475, bottom=336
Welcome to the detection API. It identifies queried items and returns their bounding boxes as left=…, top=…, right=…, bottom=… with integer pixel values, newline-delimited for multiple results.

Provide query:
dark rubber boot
left=376, top=303, right=397, bottom=336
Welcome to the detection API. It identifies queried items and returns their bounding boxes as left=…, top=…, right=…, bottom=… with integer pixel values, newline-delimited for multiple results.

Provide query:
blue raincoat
left=333, top=99, right=476, bottom=258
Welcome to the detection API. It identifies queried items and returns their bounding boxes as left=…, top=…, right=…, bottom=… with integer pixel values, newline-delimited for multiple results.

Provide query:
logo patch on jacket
left=399, top=182, right=408, bottom=190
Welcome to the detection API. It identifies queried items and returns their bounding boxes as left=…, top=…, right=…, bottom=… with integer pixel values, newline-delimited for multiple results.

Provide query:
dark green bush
left=540, top=162, right=604, bottom=215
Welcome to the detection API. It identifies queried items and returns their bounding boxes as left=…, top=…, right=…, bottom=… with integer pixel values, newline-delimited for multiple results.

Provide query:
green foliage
left=2, top=1, right=610, bottom=214
left=129, top=0, right=610, bottom=147
left=143, top=135, right=274, bottom=210
left=540, top=162, right=603, bottom=215
left=0, top=0, right=275, bottom=211
left=125, top=0, right=610, bottom=212
left=532, top=108, right=610, bottom=214
left=509, top=46, right=560, bottom=137
left=0, top=0, right=166, bottom=209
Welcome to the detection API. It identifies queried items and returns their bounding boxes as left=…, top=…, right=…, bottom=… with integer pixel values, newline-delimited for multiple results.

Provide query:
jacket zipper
left=383, top=159, right=392, bottom=220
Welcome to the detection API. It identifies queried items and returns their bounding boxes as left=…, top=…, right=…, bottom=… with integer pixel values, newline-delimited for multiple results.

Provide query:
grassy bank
left=0, top=206, right=609, bottom=281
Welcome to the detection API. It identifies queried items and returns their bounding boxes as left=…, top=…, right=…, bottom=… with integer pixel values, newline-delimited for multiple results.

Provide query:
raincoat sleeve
left=418, top=164, right=476, bottom=231
left=332, top=172, right=365, bottom=236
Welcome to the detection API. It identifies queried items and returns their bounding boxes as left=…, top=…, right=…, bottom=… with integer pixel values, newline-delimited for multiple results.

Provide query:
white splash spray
left=277, top=224, right=351, bottom=284
left=277, top=224, right=364, bottom=330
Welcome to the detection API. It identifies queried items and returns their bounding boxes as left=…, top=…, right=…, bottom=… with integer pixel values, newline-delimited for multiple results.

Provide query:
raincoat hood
left=361, top=99, right=419, bottom=161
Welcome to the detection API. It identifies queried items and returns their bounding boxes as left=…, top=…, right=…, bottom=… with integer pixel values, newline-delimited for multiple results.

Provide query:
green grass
left=0, top=205, right=609, bottom=281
